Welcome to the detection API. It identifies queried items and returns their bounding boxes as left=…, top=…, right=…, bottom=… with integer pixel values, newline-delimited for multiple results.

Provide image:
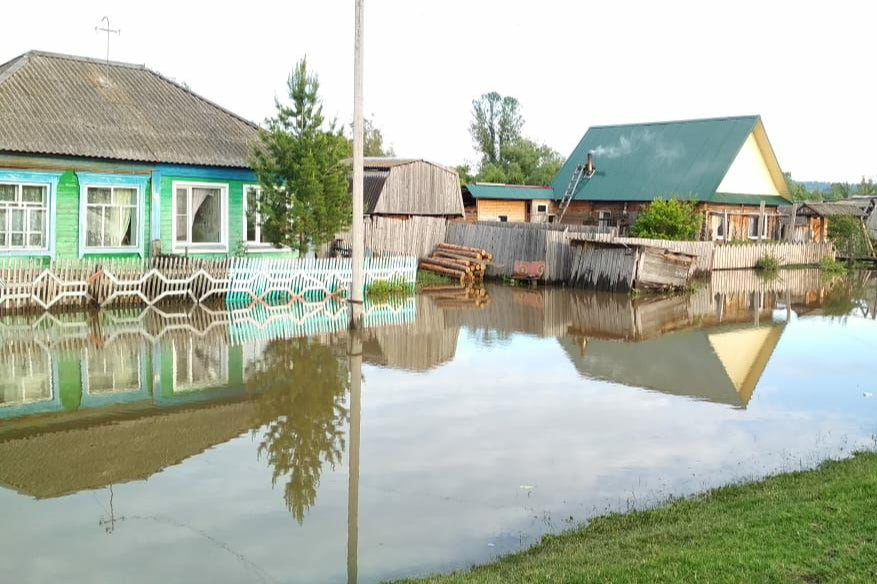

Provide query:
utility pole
left=349, top=0, right=365, bottom=328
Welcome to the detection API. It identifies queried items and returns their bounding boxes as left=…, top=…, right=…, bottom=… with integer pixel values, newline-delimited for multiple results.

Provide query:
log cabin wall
left=702, top=203, right=782, bottom=241
left=475, top=199, right=527, bottom=223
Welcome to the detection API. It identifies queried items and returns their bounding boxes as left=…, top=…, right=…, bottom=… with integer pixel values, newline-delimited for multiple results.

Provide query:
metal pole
left=349, top=0, right=365, bottom=328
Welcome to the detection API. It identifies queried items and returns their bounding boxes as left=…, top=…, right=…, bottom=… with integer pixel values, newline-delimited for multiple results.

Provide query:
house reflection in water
left=0, top=269, right=844, bottom=504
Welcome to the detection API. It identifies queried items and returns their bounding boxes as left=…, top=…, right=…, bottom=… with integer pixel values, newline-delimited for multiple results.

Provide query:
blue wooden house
left=0, top=50, right=290, bottom=260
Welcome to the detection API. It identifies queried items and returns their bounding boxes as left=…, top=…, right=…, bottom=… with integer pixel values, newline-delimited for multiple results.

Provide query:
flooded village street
left=2, top=270, right=877, bottom=583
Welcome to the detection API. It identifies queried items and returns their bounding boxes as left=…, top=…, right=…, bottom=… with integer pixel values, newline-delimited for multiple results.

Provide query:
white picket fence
left=0, top=255, right=417, bottom=311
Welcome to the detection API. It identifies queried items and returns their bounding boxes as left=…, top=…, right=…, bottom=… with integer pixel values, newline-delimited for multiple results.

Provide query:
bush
left=755, top=254, right=780, bottom=272
left=630, top=198, right=702, bottom=241
left=828, top=216, right=871, bottom=259
left=818, top=257, right=847, bottom=274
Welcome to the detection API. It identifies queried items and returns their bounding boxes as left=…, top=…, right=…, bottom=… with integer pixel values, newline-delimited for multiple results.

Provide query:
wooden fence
left=567, top=243, right=638, bottom=291
left=333, top=216, right=449, bottom=259
left=446, top=222, right=614, bottom=281
left=711, top=242, right=835, bottom=270
left=0, top=255, right=417, bottom=311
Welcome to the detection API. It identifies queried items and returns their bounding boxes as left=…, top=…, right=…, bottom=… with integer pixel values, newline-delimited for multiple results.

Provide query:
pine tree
left=249, top=58, right=352, bottom=256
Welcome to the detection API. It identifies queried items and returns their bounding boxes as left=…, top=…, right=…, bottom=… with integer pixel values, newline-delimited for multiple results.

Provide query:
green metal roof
left=466, top=183, right=554, bottom=200
left=550, top=115, right=788, bottom=204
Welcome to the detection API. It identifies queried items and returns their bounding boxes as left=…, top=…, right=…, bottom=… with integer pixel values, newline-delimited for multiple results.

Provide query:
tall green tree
left=468, top=92, right=562, bottom=186
left=470, top=92, right=523, bottom=166
left=249, top=58, right=351, bottom=256
left=246, top=337, right=350, bottom=524
left=859, top=177, right=877, bottom=196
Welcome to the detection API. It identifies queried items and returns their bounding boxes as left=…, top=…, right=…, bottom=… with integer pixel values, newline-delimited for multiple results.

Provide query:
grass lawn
left=392, top=452, right=877, bottom=584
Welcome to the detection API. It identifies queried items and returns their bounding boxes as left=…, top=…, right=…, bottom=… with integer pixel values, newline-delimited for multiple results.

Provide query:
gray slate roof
left=0, top=51, right=259, bottom=167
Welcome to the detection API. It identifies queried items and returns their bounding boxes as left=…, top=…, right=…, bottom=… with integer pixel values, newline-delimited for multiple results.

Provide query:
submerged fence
left=0, top=255, right=416, bottom=311
left=446, top=221, right=836, bottom=280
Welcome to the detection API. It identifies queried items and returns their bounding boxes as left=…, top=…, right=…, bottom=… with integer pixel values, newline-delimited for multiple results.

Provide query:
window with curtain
left=85, top=186, right=138, bottom=248
left=174, top=183, right=225, bottom=249
left=0, top=182, right=48, bottom=251
left=172, top=336, right=229, bottom=392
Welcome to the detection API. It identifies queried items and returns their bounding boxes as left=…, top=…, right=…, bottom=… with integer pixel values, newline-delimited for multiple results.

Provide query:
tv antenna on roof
left=94, top=16, right=120, bottom=82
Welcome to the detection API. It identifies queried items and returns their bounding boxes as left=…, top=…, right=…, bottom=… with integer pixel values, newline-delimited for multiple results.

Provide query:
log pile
left=420, top=285, right=490, bottom=309
left=419, top=243, right=493, bottom=284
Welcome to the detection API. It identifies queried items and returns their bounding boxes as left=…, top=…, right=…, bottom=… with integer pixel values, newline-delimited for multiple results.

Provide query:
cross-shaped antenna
left=94, top=16, right=120, bottom=82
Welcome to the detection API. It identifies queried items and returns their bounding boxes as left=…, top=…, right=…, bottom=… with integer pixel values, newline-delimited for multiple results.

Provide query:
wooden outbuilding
left=779, top=202, right=865, bottom=242
left=356, top=158, right=463, bottom=218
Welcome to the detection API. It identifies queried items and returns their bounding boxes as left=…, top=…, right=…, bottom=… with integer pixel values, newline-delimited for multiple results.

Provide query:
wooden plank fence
left=0, top=255, right=416, bottom=312
left=567, top=243, right=639, bottom=291
left=711, top=242, right=836, bottom=270
left=333, top=216, right=449, bottom=259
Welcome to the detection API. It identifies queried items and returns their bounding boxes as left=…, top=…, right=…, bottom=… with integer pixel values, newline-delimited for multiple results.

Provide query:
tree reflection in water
left=245, top=337, right=350, bottom=523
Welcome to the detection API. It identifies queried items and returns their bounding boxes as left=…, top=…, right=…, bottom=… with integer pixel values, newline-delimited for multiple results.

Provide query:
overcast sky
left=3, top=1, right=874, bottom=182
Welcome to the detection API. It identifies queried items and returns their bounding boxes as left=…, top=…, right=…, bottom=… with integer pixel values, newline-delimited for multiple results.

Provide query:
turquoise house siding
left=1, top=155, right=294, bottom=261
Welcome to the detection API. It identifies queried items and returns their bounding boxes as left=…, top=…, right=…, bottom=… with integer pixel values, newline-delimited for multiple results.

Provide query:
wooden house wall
left=373, top=162, right=463, bottom=217
left=475, top=199, right=527, bottom=223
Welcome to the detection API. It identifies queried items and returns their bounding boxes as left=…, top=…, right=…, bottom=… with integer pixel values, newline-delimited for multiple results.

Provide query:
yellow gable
left=716, top=131, right=781, bottom=197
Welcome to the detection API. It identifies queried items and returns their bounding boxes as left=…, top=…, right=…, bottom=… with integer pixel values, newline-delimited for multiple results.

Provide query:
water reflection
left=1, top=269, right=875, bottom=583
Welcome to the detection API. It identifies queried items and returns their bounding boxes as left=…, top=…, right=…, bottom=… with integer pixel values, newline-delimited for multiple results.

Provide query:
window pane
left=11, top=233, right=23, bottom=247
left=29, top=233, right=42, bottom=247
left=107, top=206, right=135, bottom=246
left=21, top=185, right=46, bottom=204
left=11, top=209, right=24, bottom=231
left=30, top=209, right=44, bottom=232
left=86, top=206, right=103, bottom=246
left=0, top=209, right=6, bottom=245
left=0, top=184, right=15, bottom=202
left=246, top=187, right=259, bottom=242
left=88, top=187, right=111, bottom=204
left=191, top=188, right=221, bottom=243
left=176, top=188, right=187, bottom=214
left=176, top=215, right=188, bottom=242
left=113, top=188, right=136, bottom=205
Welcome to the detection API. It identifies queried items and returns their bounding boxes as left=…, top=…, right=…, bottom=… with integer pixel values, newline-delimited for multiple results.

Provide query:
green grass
left=366, top=277, right=414, bottom=300
left=392, top=451, right=877, bottom=584
left=416, top=269, right=455, bottom=291
left=754, top=254, right=780, bottom=272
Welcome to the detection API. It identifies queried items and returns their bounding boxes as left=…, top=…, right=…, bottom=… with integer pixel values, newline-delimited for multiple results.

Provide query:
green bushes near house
left=630, top=198, right=702, bottom=241
left=828, top=215, right=872, bottom=260
left=818, top=257, right=847, bottom=274
left=395, top=451, right=877, bottom=584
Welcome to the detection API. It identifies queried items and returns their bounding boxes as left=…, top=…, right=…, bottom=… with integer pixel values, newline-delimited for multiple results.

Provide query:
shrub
left=755, top=254, right=780, bottom=272
left=827, top=216, right=871, bottom=259
left=630, top=198, right=702, bottom=241
left=415, top=269, right=453, bottom=291
left=818, top=257, right=847, bottom=274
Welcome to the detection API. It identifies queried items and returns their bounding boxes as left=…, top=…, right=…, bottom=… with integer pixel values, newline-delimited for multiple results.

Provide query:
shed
left=779, top=202, right=865, bottom=242
left=567, top=240, right=696, bottom=292
left=353, top=158, right=463, bottom=217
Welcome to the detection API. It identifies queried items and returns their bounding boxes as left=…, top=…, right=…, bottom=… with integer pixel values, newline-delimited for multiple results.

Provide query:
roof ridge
left=588, top=114, right=760, bottom=130
left=23, top=50, right=146, bottom=70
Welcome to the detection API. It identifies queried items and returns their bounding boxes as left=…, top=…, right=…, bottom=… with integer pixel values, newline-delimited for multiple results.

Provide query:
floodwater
left=2, top=269, right=877, bottom=584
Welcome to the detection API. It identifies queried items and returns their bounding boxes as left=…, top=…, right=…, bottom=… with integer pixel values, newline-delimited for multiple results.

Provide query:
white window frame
left=76, top=172, right=149, bottom=258
left=0, top=181, right=51, bottom=254
left=172, top=181, right=229, bottom=253
left=242, top=184, right=277, bottom=251
left=597, top=210, right=613, bottom=229
left=82, top=347, right=143, bottom=396
left=171, top=337, right=229, bottom=392
left=747, top=215, right=765, bottom=240
left=536, top=204, right=548, bottom=213
left=0, top=349, right=54, bottom=408
left=82, top=186, right=141, bottom=252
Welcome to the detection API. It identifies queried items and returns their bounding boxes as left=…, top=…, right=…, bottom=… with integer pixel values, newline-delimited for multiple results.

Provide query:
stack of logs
left=419, top=243, right=493, bottom=284
left=420, top=285, right=490, bottom=309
